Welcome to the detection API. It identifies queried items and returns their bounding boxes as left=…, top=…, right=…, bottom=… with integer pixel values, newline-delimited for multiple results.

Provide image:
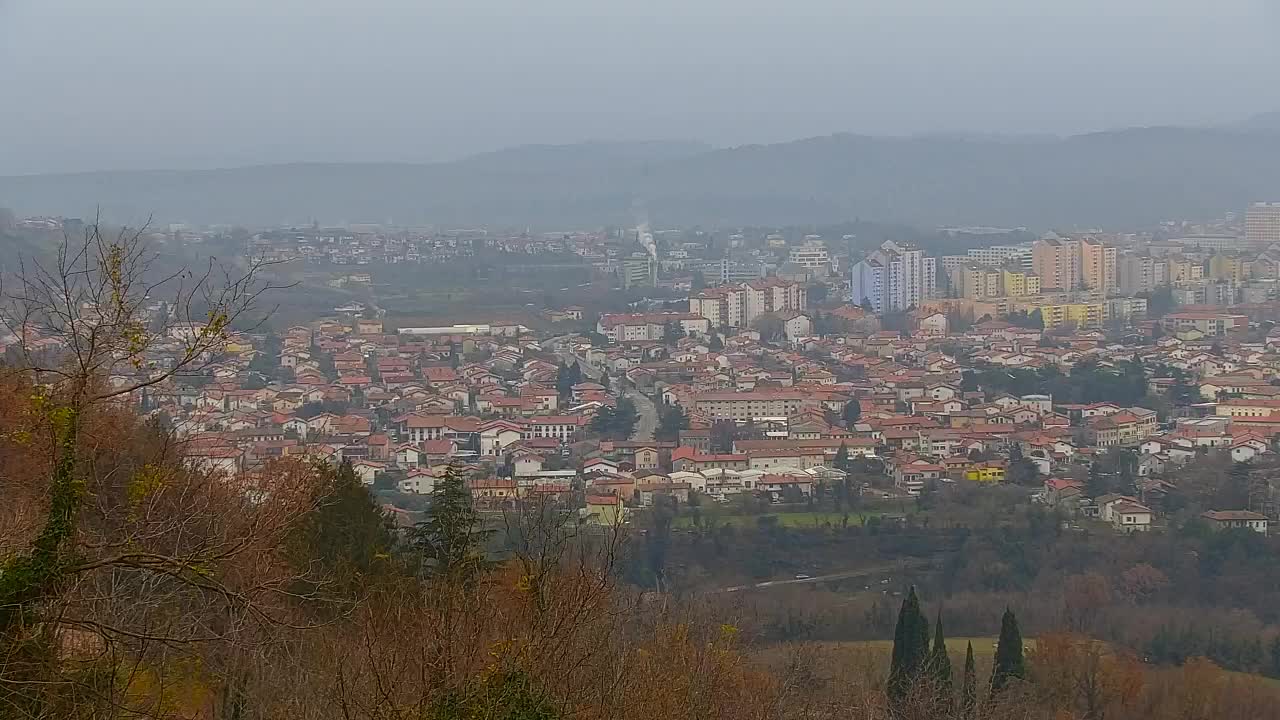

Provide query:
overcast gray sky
left=2, top=0, right=1278, bottom=174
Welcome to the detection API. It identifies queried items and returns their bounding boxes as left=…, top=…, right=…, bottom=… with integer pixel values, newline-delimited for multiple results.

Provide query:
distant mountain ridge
left=3, top=130, right=1279, bottom=230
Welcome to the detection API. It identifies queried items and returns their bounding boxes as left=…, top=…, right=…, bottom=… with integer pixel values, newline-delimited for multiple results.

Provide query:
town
left=8, top=202, right=1280, bottom=544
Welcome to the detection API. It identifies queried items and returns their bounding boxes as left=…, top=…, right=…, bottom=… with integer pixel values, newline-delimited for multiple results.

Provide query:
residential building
left=1201, top=510, right=1269, bottom=535
left=1016, top=301, right=1105, bottom=330
left=1110, top=501, right=1153, bottom=533
left=690, top=279, right=805, bottom=329
left=1000, top=269, right=1041, bottom=297
left=692, top=390, right=808, bottom=421
left=1032, top=237, right=1081, bottom=291
left=1080, top=238, right=1117, bottom=294
left=1118, top=254, right=1155, bottom=296
left=1207, top=254, right=1246, bottom=284
left=1245, top=202, right=1280, bottom=248
left=968, top=244, right=1034, bottom=272
left=850, top=259, right=887, bottom=312
left=1171, top=281, right=1236, bottom=307
left=788, top=240, right=830, bottom=270
left=862, top=241, right=937, bottom=311
left=1161, top=311, right=1247, bottom=336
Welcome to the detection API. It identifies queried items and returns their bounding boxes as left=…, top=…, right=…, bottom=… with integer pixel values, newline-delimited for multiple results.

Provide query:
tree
left=842, top=399, right=862, bottom=426
left=930, top=613, right=953, bottom=701
left=752, top=313, right=785, bottom=342
left=961, top=642, right=978, bottom=719
left=292, top=459, right=398, bottom=597
left=708, top=334, right=724, bottom=351
left=690, top=271, right=706, bottom=292
left=709, top=419, right=740, bottom=454
left=0, top=219, right=307, bottom=713
left=655, top=403, right=689, bottom=442
left=833, top=442, right=850, bottom=473
left=555, top=361, right=582, bottom=398
left=888, top=586, right=931, bottom=709
left=1031, top=632, right=1145, bottom=720
left=407, top=464, right=490, bottom=581
left=1029, top=307, right=1045, bottom=330
left=991, top=608, right=1027, bottom=695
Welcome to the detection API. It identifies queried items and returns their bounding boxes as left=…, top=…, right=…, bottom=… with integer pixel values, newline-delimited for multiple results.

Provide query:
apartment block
left=1244, top=202, right=1280, bottom=248
left=1032, top=237, right=1081, bottom=291
left=1081, top=239, right=1117, bottom=294
left=692, top=390, right=808, bottom=421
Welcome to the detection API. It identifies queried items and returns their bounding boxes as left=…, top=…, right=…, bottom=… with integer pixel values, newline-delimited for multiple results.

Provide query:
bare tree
left=0, top=219, right=317, bottom=718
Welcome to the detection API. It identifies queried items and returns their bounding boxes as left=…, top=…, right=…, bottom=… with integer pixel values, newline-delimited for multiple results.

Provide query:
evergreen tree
left=292, top=458, right=397, bottom=596
left=888, top=586, right=930, bottom=708
left=833, top=442, right=850, bottom=473
left=407, top=464, right=490, bottom=581
left=929, top=613, right=953, bottom=699
left=961, top=642, right=977, bottom=719
left=708, top=334, right=724, bottom=351
left=990, top=608, right=1027, bottom=695
left=842, top=399, right=862, bottom=426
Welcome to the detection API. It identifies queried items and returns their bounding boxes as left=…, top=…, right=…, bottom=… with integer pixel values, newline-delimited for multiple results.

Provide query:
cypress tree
left=961, top=642, right=977, bottom=719
left=888, top=586, right=929, bottom=708
left=407, top=463, right=491, bottom=582
left=929, top=612, right=953, bottom=698
left=990, top=608, right=1027, bottom=695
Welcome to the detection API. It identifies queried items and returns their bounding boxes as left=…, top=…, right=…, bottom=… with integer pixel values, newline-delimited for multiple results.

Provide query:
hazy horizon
left=3, top=0, right=1279, bottom=175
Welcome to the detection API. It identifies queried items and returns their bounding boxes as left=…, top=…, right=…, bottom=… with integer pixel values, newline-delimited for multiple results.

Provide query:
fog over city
left=3, top=0, right=1279, bottom=174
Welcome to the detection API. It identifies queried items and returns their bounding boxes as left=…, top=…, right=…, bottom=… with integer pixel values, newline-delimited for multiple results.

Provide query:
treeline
left=962, top=358, right=1150, bottom=406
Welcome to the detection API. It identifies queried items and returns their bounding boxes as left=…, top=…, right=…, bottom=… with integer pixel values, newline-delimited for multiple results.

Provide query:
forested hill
left=3, top=128, right=1280, bottom=229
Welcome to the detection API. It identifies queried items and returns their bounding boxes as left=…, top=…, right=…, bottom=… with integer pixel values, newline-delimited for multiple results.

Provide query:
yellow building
left=951, top=265, right=1003, bottom=300
left=1208, top=254, right=1245, bottom=283
left=965, top=462, right=1007, bottom=483
left=1001, top=269, right=1041, bottom=297
left=1019, top=302, right=1105, bottom=329
left=1166, top=259, right=1204, bottom=284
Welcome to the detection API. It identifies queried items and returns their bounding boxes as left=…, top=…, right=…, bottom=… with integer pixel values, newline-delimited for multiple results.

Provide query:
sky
left=2, top=0, right=1279, bottom=174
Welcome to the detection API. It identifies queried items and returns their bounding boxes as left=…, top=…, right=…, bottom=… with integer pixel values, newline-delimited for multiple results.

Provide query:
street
left=551, top=337, right=658, bottom=442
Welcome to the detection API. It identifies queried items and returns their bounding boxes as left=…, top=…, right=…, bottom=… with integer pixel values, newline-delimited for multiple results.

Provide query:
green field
left=674, top=511, right=891, bottom=529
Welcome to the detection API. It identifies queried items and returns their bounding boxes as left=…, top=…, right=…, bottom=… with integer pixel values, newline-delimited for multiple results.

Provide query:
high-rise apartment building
left=1032, top=237, right=1081, bottom=292
left=850, top=259, right=887, bottom=312
left=1081, top=239, right=1117, bottom=294
left=1207, top=254, right=1245, bottom=284
left=851, top=241, right=936, bottom=311
left=967, top=245, right=1034, bottom=272
left=688, top=279, right=806, bottom=329
left=1118, top=254, right=1154, bottom=296
left=1000, top=269, right=1040, bottom=297
left=1245, top=202, right=1280, bottom=249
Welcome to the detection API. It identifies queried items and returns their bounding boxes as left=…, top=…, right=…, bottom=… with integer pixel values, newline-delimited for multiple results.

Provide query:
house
left=468, top=478, right=518, bottom=506
left=399, top=468, right=438, bottom=494
left=395, top=443, right=424, bottom=467
left=351, top=460, right=385, bottom=486
left=479, top=420, right=525, bottom=457
left=1201, top=510, right=1269, bottom=535
left=1110, top=501, right=1153, bottom=533
left=964, top=461, right=1007, bottom=483
left=633, top=445, right=661, bottom=471
left=890, top=457, right=944, bottom=495
left=511, top=450, right=546, bottom=477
